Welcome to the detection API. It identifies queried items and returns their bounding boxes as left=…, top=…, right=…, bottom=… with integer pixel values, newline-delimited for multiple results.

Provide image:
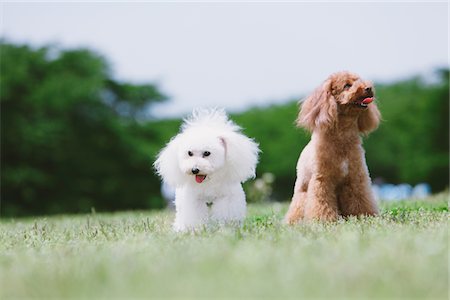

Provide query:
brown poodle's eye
left=203, top=151, right=211, bottom=157
left=344, top=83, right=352, bottom=90
left=188, top=151, right=193, bottom=157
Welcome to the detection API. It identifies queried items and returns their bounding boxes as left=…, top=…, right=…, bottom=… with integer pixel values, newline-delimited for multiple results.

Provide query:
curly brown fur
left=285, top=71, right=381, bottom=223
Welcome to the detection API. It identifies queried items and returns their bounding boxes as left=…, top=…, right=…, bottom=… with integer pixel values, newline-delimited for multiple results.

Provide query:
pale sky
left=1, top=2, right=448, bottom=118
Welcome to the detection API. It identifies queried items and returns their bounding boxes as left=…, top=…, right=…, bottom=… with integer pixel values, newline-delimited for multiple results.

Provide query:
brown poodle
left=285, top=71, right=381, bottom=223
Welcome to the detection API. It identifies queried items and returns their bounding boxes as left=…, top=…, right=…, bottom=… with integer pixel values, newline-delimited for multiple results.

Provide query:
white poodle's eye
left=343, top=83, right=352, bottom=90
left=188, top=151, right=193, bottom=157
left=203, top=151, right=211, bottom=157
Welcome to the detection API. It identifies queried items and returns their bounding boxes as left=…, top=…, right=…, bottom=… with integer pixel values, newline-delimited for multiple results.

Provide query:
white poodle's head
left=154, top=108, right=259, bottom=187
left=177, top=128, right=227, bottom=184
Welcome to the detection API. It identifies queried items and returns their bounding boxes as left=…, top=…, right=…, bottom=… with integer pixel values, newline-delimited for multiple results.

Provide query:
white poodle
left=154, top=108, right=260, bottom=232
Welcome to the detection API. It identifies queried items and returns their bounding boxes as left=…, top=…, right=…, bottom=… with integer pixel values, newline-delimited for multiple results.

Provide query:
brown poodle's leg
left=285, top=190, right=307, bottom=224
left=304, top=177, right=339, bottom=221
left=338, top=179, right=378, bottom=217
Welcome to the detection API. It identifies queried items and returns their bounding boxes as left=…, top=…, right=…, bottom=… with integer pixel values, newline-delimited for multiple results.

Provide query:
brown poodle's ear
left=297, top=79, right=337, bottom=131
left=358, top=103, right=381, bottom=134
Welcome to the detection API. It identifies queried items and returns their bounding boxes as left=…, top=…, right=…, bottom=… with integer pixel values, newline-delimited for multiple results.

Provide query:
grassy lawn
left=1, top=194, right=448, bottom=299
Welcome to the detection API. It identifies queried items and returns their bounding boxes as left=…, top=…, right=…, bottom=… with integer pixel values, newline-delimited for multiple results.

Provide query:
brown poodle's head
left=297, top=71, right=381, bottom=134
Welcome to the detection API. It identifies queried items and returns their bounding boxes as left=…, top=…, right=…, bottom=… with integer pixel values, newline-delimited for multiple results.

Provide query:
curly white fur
left=154, top=108, right=260, bottom=232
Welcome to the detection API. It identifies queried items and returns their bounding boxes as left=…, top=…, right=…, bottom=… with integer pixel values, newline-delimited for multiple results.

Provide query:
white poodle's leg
left=211, top=185, right=246, bottom=225
left=173, top=188, right=207, bottom=232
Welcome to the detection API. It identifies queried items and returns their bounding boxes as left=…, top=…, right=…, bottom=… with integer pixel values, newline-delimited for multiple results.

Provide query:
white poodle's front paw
left=173, top=222, right=188, bottom=232
left=173, top=220, right=202, bottom=232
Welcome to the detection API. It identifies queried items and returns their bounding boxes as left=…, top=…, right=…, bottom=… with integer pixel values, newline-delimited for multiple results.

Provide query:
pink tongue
left=362, top=97, right=374, bottom=104
left=195, top=175, right=206, bottom=183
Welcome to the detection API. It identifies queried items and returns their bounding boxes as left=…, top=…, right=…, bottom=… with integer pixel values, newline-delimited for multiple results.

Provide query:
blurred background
left=1, top=2, right=448, bottom=217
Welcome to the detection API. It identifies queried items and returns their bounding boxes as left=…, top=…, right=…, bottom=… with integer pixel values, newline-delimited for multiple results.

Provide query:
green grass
left=1, top=194, right=448, bottom=299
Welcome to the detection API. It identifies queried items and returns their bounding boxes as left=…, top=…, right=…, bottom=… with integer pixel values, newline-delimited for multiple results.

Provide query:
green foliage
left=365, top=70, right=449, bottom=191
left=0, top=197, right=447, bottom=299
left=1, top=42, right=168, bottom=216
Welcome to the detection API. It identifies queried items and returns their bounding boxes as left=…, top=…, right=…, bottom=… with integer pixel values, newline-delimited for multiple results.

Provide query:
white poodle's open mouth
left=195, top=175, right=207, bottom=183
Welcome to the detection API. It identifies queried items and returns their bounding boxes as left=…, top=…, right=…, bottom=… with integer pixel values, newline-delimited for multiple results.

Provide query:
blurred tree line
left=1, top=42, right=170, bottom=216
left=1, top=42, right=448, bottom=216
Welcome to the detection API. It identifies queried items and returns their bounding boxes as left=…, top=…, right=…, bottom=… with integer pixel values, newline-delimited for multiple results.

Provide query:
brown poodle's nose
left=365, top=87, right=372, bottom=93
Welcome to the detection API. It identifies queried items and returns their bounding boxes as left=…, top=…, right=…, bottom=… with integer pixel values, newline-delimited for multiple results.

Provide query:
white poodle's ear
left=154, top=135, right=185, bottom=188
left=219, top=132, right=260, bottom=183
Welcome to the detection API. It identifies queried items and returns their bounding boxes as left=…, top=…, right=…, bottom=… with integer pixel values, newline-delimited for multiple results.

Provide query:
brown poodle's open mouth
left=354, top=97, right=374, bottom=108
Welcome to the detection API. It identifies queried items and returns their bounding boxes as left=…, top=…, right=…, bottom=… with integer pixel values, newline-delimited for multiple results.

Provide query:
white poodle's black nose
left=191, top=168, right=200, bottom=175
